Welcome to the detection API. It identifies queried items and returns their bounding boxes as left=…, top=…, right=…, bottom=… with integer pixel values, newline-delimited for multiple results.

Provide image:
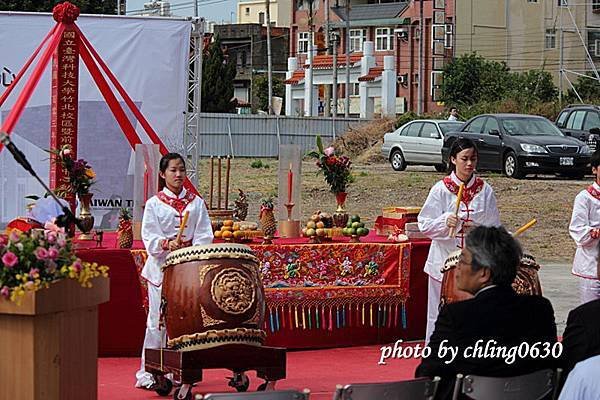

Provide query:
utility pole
left=307, top=0, right=315, bottom=116
left=344, top=0, right=350, bottom=117
left=117, top=0, right=121, bottom=15
left=559, top=4, right=564, bottom=106
left=266, top=0, right=273, bottom=114
left=324, top=0, right=331, bottom=117
left=417, top=0, right=423, bottom=115
left=332, top=30, right=339, bottom=118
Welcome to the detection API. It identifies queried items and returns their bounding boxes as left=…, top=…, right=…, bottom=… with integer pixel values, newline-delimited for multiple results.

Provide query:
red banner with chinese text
left=50, top=25, right=78, bottom=209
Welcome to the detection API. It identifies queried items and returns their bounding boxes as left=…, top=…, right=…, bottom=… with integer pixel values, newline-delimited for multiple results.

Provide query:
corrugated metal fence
left=197, top=113, right=370, bottom=157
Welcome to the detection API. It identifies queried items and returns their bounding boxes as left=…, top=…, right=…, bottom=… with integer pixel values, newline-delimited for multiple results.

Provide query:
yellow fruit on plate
left=233, top=223, right=241, bottom=231
left=222, top=230, right=233, bottom=239
left=306, top=228, right=316, bottom=237
left=233, top=230, right=244, bottom=239
left=307, top=221, right=316, bottom=229
left=316, top=221, right=325, bottom=229
left=214, top=230, right=222, bottom=238
left=223, top=220, right=234, bottom=227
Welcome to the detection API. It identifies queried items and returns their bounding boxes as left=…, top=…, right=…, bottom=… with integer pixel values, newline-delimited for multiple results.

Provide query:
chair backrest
left=332, top=377, right=440, bottom=400
left=199, top=389, right=310, bottom=400
left=451, top=369, right=559, bottom=400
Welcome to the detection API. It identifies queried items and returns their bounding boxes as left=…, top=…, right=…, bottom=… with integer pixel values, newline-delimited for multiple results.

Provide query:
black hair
left=448, top=138, right=479, bottom=172
left=450, top=107, right=458, bottom=112
left=591, top=149, right=600, bottom=169
left=465, top=225, right=522, bottom=287
left=158, top=153, right=186, bottom=190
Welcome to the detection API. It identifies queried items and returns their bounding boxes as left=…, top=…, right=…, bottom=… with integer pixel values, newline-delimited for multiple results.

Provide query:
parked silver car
left=381, top=119, right=464, bottom=171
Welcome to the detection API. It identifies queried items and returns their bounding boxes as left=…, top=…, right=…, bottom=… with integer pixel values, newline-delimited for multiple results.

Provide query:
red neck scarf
left=442, top=175, right=485, bottom=206
left=157, top=190, right=196, bottom=214
left=587, top=184, right=600, bottom=201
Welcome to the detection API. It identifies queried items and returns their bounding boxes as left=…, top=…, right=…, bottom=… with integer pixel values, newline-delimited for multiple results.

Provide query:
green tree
left=567, top=74, right=600, bottom=102
left=252, top=74, right=286, bottom=113
left=510, top=70, right=557, bottom=103
left=202, top=35, right=237, bottom=113
left=0, top=0, right=116, bottom=14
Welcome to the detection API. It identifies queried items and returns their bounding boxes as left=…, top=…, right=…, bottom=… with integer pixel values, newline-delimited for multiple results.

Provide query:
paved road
left=538, top=262, right=580, bottom=336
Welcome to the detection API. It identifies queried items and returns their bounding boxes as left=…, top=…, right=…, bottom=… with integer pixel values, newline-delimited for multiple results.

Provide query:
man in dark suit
left=561, top=298, right=600, bottom=376
left=416, top=226, right=558, bottom=400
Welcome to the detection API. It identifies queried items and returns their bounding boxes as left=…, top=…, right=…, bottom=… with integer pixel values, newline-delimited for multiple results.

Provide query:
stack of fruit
left=342, top=215, right=370, bottom=240
left=302, top=215, right=327, bottom=240
left=214, top=220, right=262, bottom=241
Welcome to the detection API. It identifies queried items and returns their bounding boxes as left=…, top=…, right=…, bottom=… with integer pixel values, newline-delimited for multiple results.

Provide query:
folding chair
left=198, top=389, right=310, bottom=400
left=332, top=377, right=441, bottom=400
left=451, top=369, right=563, bottom=400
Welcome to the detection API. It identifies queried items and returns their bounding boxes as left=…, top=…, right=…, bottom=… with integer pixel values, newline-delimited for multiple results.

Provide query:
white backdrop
left=0, top=13, right=191, bottom=229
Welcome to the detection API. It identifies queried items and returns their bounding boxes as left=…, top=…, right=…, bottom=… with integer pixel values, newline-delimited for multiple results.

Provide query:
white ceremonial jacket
left=569, top=183, right=600, bottom=280
left=418, top=172, right=500, bottom=282
left=141, top=187, right=214, bottom=286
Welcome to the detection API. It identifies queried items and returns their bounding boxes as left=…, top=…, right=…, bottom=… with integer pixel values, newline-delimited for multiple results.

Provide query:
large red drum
left=162, top=243, right=266, bottom=351
left=440, top=249, right=542, bottom=307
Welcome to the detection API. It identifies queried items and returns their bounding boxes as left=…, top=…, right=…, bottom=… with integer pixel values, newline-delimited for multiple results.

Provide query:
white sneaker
left=135, top=373, right=155, bottom=389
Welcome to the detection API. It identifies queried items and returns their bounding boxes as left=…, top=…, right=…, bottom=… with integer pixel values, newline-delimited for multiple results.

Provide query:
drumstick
left=449, top=183, right=465, bottom=238
left=175, top=211, right=190, bottom=243
left=514, top=218, right=537, bottom=237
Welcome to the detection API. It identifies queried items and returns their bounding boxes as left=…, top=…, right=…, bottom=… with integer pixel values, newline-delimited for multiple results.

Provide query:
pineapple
left=259, top=197, right=277, bottom=238
left=117, top=208, right=133, bottom=249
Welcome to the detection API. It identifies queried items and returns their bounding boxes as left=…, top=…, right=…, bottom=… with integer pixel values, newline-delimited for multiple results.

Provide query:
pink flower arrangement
left=308, top=136, right=353, bottom=194
left=0, top=229, right=109, bottom=303
left=50, top=144, right=96, bottom=197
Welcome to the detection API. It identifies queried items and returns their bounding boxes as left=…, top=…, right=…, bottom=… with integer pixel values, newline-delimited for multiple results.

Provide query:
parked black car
left=442, top=114, right=592, bottom=179
left=556, top=104, right=600, bottom=150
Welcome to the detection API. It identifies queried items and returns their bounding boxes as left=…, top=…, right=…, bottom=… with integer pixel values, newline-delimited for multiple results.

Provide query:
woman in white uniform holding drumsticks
left=135, top=152, right=214, bottom=389
left=418, top=138, right=500, bottom=344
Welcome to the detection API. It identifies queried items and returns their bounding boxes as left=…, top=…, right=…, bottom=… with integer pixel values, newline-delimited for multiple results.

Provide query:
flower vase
left=77, top=193, right=95, bottom=240
left=333, top=192, right=349, bottom=228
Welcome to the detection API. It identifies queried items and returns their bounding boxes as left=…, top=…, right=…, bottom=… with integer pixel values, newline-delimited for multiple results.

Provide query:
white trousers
left=135, top=283, right=166, bottom=387
left=579, top=277, right=600, bottom=305
left=425, top=276, right=442, bottom=345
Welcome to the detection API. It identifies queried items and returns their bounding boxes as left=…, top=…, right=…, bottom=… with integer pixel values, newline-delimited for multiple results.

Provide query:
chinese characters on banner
left=50, top=27, right=79, bottom=211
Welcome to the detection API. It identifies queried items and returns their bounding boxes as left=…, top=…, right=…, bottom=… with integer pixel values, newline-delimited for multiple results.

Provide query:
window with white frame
left=245, top=7, right=250, bottom=15
left=594, top=0, right=600, bottom=12
left=545, top=29, right=556, bottom=49
left=298, top=32, right=310, bottom=54
left=348, top=83, right=360, bottom=96
left=527, top=0, right=538, bottom=3
left=349, top=29, right=367, bottom=52
left=375, top=28, right=394, bottom=51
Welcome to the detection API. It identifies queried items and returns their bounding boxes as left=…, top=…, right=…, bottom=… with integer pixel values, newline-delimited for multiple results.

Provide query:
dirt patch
left=198, top=158, right=584, bottom=263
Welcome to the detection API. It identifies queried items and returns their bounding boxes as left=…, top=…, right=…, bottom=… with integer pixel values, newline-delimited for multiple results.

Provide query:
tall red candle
left=287, top=163, right=293, bottom=204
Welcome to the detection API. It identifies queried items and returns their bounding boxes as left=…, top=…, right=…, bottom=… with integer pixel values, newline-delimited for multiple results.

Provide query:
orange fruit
left=223, top=220, right=234, bottom=227
left=214, top=230, right=222, bottom=238
left=222, top=230, right=233, bottom=239
left=233, top=223, right=241, bottom=231
left=233, top=230, right=244, bottom=239
left=316, top=221, right=325, bottom=229
left=221, top=226, right=232, bottom=232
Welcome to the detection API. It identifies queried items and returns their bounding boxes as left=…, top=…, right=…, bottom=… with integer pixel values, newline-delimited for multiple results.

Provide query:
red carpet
left=99, top=344, right=422, bottom=400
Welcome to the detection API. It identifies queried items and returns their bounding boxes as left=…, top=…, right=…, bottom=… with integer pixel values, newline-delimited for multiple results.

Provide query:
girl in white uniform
left=135, top=153, right=214, bottom=389
left=569, top=150, right=600, bottom=305
left=418, top=138, right=500, bottom=343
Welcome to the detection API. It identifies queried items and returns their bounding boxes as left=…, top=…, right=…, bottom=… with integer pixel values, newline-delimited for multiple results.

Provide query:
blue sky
left=126, top=0, right=237, bottom=24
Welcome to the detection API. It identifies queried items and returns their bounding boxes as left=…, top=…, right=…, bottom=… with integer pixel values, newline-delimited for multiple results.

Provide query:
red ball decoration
left=52, top=2, right=80, bottom=24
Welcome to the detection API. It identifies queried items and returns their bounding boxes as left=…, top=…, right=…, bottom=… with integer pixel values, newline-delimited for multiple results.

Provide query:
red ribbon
left=0, top=23, right=66, bottom=145
left=0, top=25, right=58, bottom=109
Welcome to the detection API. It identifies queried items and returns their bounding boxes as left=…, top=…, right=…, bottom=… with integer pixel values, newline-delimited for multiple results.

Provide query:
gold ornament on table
left=233, top=189, right=249, bottom=221
left=117, top=208, right=133, bottom=248
left=259, top=197, right=277, bottom=244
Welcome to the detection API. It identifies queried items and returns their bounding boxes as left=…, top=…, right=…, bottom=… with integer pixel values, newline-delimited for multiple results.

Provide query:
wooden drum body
left=162, top=243, right=266, bottom=351
left=440, top=249, right=542, bottom=307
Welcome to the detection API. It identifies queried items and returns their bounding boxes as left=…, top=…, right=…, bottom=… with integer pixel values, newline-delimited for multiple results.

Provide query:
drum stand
left=144, top=344, right=286, bottom=399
